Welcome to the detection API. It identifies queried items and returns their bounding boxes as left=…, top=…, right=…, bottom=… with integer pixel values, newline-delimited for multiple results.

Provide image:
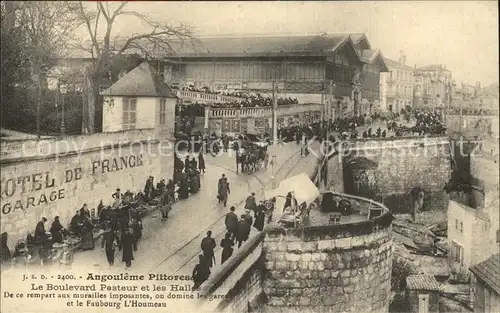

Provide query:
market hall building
left=160, top=33, right=388, bottom=134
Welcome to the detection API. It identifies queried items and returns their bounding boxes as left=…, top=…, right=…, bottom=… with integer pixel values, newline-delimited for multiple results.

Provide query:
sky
left=80, top=1, right=498, bottom=87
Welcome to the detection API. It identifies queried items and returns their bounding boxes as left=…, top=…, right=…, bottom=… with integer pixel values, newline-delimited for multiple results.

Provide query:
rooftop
left=100, top=61, right=177, bottom=98
left=469, top=253, right=500, bottom=295
left=406, top=275, right=441, bottom=291
left=383, top=57, right=414, bottom=70
left=416, top=64, right=450, bottom=72
left=164, top=34, right=349, bottom=57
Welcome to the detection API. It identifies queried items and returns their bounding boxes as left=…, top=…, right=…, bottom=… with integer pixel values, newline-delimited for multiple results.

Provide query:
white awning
left=264, top=173, right=319, bottom=205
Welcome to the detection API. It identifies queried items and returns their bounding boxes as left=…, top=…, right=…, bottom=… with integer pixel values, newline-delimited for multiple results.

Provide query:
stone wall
left=197, top=232, right=265, bottom=313
left=341, top=136, right=452, bottom=213
left=0, top=131, right=174, bottom=249
left=262, top=208, right=393, bottom=313
left=445, top=114, right=499, bottom=138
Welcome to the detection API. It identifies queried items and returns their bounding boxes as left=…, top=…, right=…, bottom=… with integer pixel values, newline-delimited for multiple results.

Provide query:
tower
left=399, top=51, right=406, bottom=66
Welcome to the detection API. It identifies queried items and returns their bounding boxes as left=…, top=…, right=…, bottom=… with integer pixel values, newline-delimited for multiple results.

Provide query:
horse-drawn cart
left=238, top=141, right=269, bottom=173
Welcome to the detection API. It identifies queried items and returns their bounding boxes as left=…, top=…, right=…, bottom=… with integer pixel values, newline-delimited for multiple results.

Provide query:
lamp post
left=59, top=83, right=68, bottom=135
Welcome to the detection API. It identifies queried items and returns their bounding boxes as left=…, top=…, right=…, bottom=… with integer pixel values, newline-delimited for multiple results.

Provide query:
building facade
left=413, top=64, right=452, bottom=109
left=351, top=34, right=388, bottom=116
left=379, top=54, right=414, bottom=113
left=162, top=34, right=387, bottom=120
left=447, top=137, right=499, bottom=281
left=469, top=254, right=500, bottom=312
left=100, top=61, right=178, bottom=137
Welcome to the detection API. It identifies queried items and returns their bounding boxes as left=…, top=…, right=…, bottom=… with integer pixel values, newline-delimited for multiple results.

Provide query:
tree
left=1, top=2, right=78, bottom=134
left=69, top=1, right=196, bottom=134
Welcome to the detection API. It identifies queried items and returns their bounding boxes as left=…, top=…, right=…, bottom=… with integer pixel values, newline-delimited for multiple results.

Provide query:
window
left=159, top=98, right=167, bottom=125
left=122, top=97, right=137, bottom=130
left=455, top=219, right=463, bottom=232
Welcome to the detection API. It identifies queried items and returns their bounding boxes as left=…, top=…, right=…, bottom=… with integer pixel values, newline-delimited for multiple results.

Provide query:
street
left=64, top=141, right=319, bottom=274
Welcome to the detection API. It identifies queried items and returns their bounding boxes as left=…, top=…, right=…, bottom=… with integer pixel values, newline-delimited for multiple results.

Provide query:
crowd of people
left=192, top=192, right=269, bottom=290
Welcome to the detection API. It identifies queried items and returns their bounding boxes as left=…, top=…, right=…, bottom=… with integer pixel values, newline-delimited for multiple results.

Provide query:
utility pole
left=271, top=155, right=277, bottom=189
left=321, top=81, right=325, bottom=137
left=272, top=68, right=278, bottom=145
left=329, top=80, right=334, bottom=138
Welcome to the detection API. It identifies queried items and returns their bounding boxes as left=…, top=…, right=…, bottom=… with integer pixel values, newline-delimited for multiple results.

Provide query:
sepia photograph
left=0, top=1, right=498, bottom=313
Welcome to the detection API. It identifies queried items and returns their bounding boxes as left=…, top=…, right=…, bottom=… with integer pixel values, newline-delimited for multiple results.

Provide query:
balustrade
left=209, top=104, right=322, bottom=118
left=177, top=90, right=244, bottom=103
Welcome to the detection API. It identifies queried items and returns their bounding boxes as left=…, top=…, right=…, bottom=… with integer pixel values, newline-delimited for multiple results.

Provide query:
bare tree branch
left=62, top=1, right=197, bottom=134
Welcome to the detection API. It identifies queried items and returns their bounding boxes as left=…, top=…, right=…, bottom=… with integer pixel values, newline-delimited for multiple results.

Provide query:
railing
left=177, top=90, right=244, bottom=103
left=209, top=104, right=322, bottom=118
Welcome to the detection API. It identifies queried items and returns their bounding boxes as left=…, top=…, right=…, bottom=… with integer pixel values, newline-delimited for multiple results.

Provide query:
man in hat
left=245, top=192, right=257, bottom=213
left=144, top=176, right=155, bottom=200
left=200, top=230, right=216, bottom=268
left=224, top=206, right=238, bottom=241
left=112, top=188, right=122, bottom=200
left=101, top=224, right=120, bottom=267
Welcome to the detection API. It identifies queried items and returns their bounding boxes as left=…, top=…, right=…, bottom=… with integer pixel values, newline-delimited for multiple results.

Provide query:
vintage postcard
left=1, top=1, right=498, bottom=313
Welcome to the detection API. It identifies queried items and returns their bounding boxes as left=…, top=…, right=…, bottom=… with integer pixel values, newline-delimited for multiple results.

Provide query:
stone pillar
left=204, top=105, right=210, bottom=131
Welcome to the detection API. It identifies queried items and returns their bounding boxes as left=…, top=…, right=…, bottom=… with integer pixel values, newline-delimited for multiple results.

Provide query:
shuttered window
left=122, top=97, right=137, bottom=130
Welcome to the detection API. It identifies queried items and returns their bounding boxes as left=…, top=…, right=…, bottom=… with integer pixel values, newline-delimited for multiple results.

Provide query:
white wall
left=447, top=200, right=477, bottom=278
left=0, top=133, right=174, bottom=250
left=102, top=96, right=123, bottom=132
left=155, top=97, right=177, bottom=139
left=379, top=73, right=388, bottom=111
left=136, top=97, right=157, bottom=129
left=103, top=96, right=176, bottom=134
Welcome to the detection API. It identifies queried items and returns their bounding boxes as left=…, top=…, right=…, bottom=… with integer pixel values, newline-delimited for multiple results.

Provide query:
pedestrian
left=242, top=209, right=253, bottom=227
left=200, top=230, right=216, bottom=268
left=198, top=152, right=205, bottom=173
left=101, top=226, right=120, bottom=267
left=217, top=174, right=230, bottom=207
left=253, top=210, right=265, bottom=232
left=192, top=254, right=211, bottom=291
left=50, top=216, right=65, bottom=244
left=284, top=192, right=293, bottom=212
left=159, top=189, right=171, bottom=220
left=220, top=232, right=234, bottom=265
left=245, top=192, right=257, bottom=212
left=236, top=218, right=248, bottom=248
left=120, top=227, right=135, bottom=269
left=224, top=206, right=239, bottom=241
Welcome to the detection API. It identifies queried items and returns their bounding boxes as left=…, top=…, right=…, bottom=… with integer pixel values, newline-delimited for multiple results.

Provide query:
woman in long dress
left=79, top=216, right=94, bottom=251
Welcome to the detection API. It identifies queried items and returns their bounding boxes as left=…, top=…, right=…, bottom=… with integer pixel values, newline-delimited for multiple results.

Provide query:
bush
left=391, top=257, right=417, bottom=291
left=389, top=293, right=410, bottom=313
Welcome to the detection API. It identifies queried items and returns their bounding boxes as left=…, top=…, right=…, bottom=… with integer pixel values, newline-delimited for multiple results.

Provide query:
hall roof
left=164, top=34, right=361, bottom=58
left=361, top=49, right=389, bottom=72
left=100, top=61, right=177, bottom=98
left=470, top=253, right=500, bottom=295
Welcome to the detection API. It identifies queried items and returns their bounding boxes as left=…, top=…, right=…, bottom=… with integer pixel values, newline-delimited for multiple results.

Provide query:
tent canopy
left=265, top=172, right=320, bottom=204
